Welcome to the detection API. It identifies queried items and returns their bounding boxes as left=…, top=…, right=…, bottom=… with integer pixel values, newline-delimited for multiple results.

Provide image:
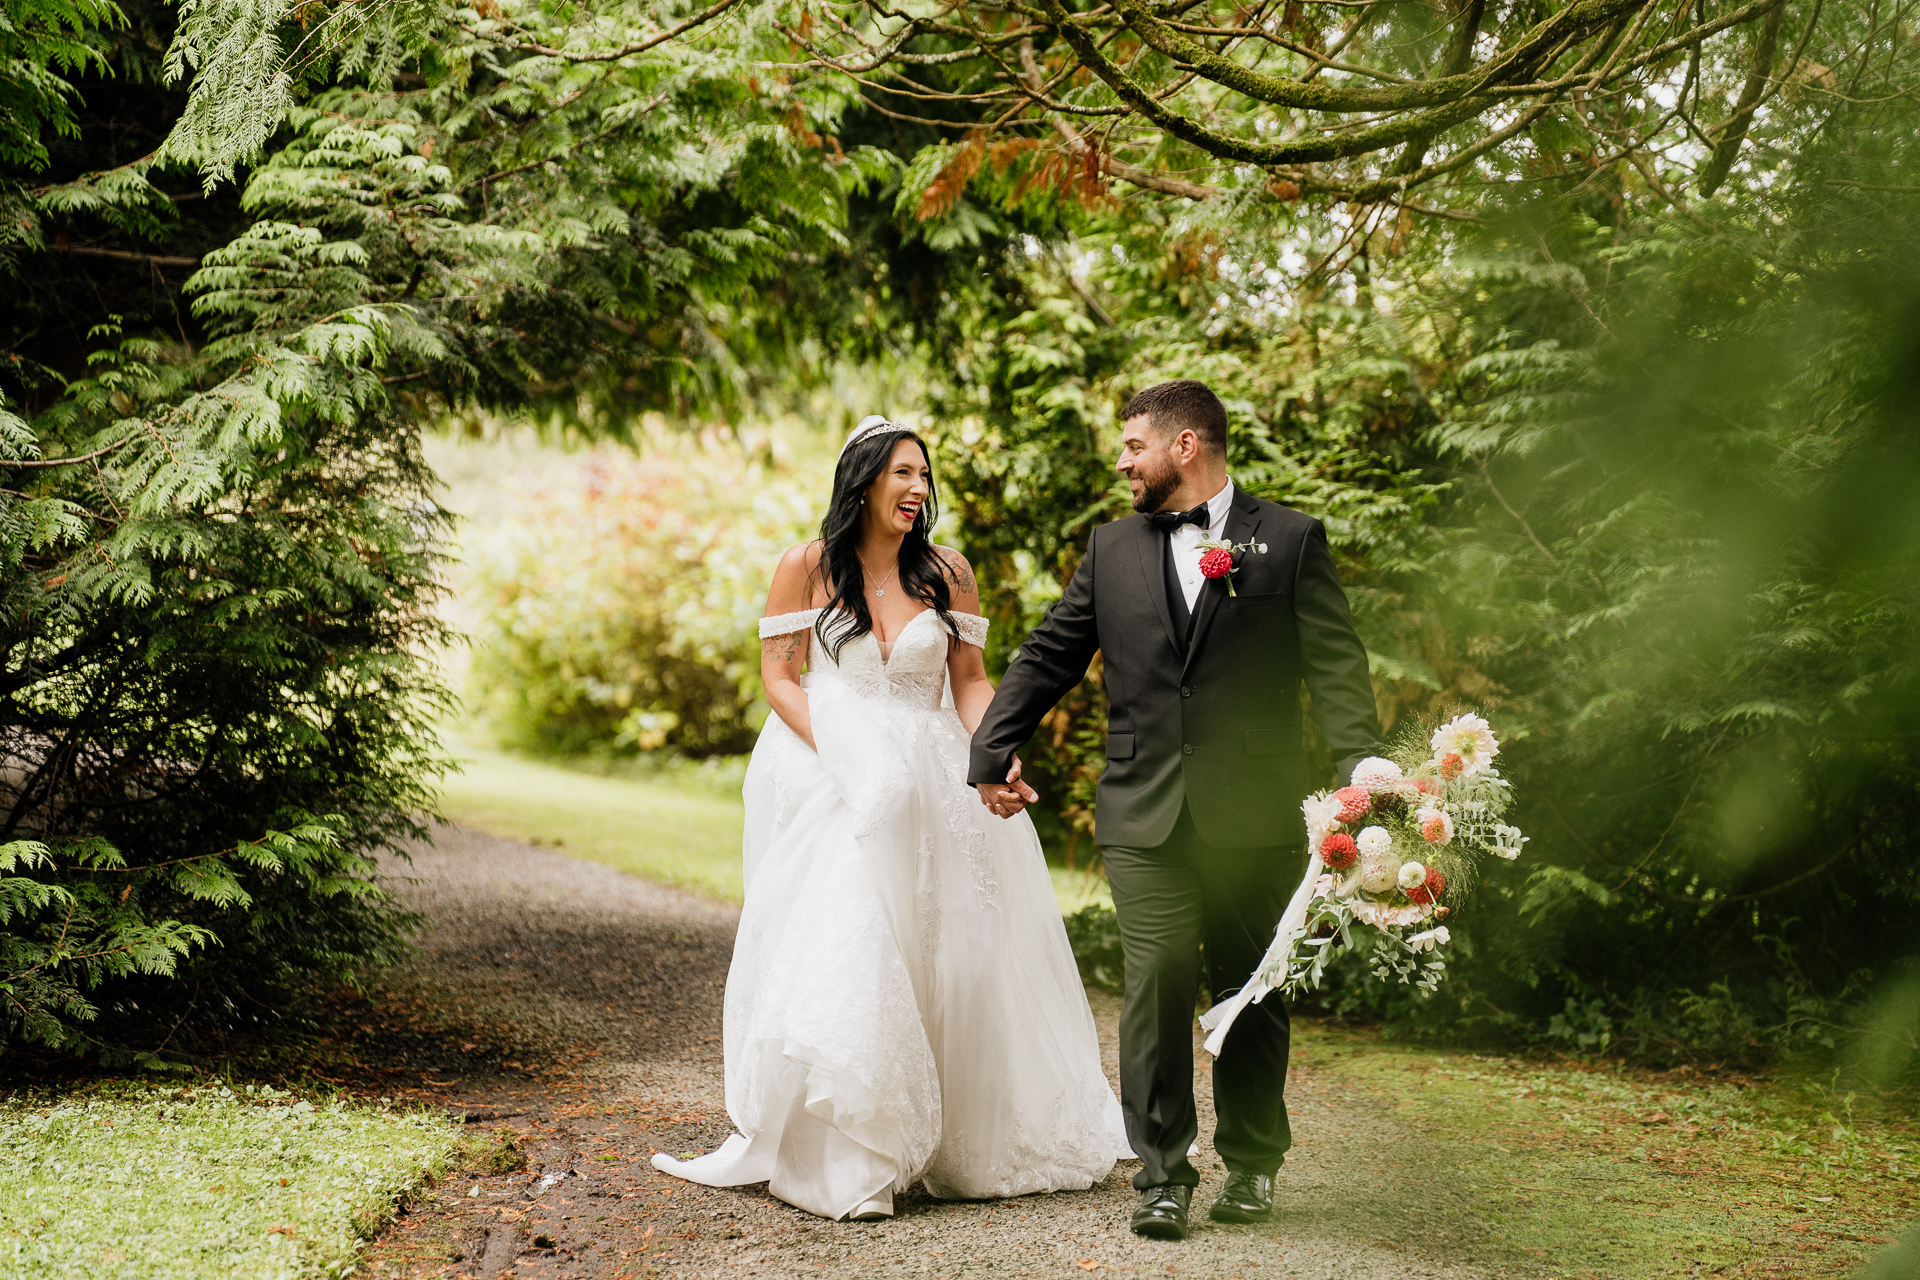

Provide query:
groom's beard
left=1130, top=457, right=1180, bottom=514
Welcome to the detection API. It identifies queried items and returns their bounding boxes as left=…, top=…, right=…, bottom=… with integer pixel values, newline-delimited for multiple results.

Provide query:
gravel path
left=363, top=825, right=1544, bottom=1280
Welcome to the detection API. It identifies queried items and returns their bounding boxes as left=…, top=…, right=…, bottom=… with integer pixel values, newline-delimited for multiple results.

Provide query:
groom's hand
left=976, top=756, right=1041, bottom=819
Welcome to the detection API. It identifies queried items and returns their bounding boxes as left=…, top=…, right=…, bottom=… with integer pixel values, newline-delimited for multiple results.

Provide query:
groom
left=970, top=380, right=1382, bottom=1240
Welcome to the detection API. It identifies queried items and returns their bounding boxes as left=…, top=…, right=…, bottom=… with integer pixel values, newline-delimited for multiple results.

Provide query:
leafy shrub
left=467, top=432, right=832, bottom=758
left=0, top=364, right=447, bottom=1062
left=1063, top=904, right=1124, bottom=991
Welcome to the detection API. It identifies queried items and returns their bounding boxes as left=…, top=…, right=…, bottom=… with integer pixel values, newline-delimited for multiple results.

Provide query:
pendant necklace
left=859, top=554, right=898, bottom=598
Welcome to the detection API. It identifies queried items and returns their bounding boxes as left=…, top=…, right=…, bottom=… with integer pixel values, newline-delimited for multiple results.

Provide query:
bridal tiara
left=839, top=414, right=902, bottom=458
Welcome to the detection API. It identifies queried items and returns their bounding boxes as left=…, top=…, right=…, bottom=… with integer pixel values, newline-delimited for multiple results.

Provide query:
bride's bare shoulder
left=775, top=540, right=826, bottom=573
left=931, top=544, right=980, bottom=611
left=767, top=541, right=828, bottom=614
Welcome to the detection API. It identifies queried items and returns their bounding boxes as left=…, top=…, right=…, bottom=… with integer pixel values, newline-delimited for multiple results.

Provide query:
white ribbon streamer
left=1198, top=852, right=1325, bottom=1057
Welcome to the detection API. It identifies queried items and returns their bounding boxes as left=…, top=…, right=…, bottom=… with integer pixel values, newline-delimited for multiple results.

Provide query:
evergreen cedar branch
left=783, top=0, right=1797, bottom=204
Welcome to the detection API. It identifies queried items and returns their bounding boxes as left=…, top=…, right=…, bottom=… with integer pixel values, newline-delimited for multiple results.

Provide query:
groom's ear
left=1170, top=426, right=1202, bottom=464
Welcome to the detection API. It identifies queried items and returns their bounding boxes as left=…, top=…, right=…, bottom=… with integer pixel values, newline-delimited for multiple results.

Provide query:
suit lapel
left=1131, top=517, right=1182, bottom=653
left=1182, top=493, right=1263, bottom=679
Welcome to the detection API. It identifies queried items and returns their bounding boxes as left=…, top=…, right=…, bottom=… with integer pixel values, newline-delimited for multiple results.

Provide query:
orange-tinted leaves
left=917, top=136, right=986, bottom=220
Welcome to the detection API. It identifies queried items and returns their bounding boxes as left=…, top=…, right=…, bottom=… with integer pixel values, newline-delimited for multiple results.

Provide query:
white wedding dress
left=651, top=606, right=1131, bottom=1219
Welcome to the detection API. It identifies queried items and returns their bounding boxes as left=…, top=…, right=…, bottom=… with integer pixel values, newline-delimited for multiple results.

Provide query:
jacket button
left=1180, top=685, right=1192, bottom=697
left=1182, top=744, right=1194, bottom=755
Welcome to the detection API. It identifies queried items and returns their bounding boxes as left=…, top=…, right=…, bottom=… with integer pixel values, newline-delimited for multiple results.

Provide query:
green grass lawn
left=1292, top=1023, right=1920, bottom=1278
left=434, top=740, right=1113, bottom=912
left=0, top=1084, right=461, bottom=1280
left=435, top=741, right=750, bottom=901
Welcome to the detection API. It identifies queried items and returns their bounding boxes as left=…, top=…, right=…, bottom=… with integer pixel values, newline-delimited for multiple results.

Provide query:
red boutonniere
left=1195, top=538, right=1267, bottom=595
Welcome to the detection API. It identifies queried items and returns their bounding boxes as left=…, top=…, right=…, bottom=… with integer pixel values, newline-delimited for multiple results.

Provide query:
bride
left=651, top=416, right=1131, bottom=1220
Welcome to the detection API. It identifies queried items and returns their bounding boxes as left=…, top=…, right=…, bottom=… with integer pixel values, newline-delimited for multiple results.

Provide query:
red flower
left=1414, top=777, right=1442, bottom=797
left=1198, top=547, right=1235, bottom=580
left=1439, top=751, right=1464, bottom=781
left=1434, top=906, right=1451, bottom=920
left=1332, top=786, right=1372, bottom=823
left=1406, top=867, right=1448, bottom=905
left=1319, top=832, right=1359, bottom=870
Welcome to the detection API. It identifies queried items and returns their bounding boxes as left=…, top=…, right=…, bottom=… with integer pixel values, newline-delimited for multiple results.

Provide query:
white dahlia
left=1429, top=713, right=1499, bottom=776
left=1352, top=757, right=1405, bottom=791
left=1397, top=860, right=1429, bottom=891
left=1358, top=826, right=1397, bottom=892
left=1301, top=792, right=1343, bottom=845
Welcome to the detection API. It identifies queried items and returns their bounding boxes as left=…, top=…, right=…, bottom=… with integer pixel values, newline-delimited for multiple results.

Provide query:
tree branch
left=51, top=246, right=201, bottom=269
left=1018, top=40, right=1221, bottom=200
left=1697, top=0, right=1787, bottom=195
left=468, top=0, right=746, bottom=63
left=2, top=442, right=126, bottom=470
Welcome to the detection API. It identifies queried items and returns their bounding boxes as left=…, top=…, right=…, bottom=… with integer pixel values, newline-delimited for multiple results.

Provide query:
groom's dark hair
left=1120, top=380, right=1229, bottom=457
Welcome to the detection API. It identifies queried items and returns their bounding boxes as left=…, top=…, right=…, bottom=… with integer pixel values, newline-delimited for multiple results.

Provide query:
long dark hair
left=812, top=426, right=954, bottom=661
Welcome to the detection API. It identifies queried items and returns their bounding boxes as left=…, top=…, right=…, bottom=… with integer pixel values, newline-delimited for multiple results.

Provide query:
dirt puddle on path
left=353, top=825, right=1575, bottom=1279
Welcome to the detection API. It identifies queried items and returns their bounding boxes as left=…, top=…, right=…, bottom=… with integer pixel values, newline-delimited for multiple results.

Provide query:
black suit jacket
left=968, top=489, right=1382, bottom=850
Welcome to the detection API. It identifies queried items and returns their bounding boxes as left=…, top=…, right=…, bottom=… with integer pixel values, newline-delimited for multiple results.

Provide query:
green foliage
left=1062, top=903, right=1123, bottom=992
left=0, top=0, right=885, bottom=1059
left=0, top=0, right=122, bottom=171
left=0, top=1082, right=459, bottom=1276
left=466, top=430, right=831, bottom=757
left=1, top=318, right=451, bottom=1056
left=1381, top=124, right=1920, bottom=1068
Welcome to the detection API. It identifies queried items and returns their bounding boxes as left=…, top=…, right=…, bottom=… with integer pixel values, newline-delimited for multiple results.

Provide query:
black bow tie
left=1147, top=505, right=1210, bottom=533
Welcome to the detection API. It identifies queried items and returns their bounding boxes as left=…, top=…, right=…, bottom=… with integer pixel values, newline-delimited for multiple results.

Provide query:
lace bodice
left=760, top=608, right=987, bottom=708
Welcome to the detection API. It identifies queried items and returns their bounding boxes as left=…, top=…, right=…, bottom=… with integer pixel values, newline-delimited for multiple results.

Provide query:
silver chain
left=858, top=554, right=899, bottom=598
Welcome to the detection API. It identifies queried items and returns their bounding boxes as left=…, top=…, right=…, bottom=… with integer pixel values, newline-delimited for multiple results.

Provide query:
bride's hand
left=976, top=757, right=1041, bottom=818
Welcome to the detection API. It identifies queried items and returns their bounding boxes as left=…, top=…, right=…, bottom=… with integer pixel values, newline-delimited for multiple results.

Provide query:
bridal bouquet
left=1201, top=713, right=1527, bottom=1055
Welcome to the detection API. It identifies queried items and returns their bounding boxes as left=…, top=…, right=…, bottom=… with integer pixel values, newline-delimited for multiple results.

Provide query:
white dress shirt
left=1168, top=478, right=1235, bottom=612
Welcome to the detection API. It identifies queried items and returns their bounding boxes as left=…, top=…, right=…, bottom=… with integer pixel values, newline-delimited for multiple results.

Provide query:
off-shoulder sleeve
left=759, top=608, right=823, bottom=639
left=948, top=612, right=990, bottom=649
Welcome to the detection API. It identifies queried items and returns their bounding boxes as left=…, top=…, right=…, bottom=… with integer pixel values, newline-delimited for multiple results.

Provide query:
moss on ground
left=0, top=1082, right=461, bottom=1279
left=1290, top=1022, right=1919, bottom=1277
left=451, top=1124, right=524, bottom=1177
left=365, top=1124, right=529, bottom=1275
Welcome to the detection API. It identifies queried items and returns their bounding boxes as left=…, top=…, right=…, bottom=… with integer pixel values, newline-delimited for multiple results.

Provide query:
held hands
left=975, top=756, right=1040, bottom=819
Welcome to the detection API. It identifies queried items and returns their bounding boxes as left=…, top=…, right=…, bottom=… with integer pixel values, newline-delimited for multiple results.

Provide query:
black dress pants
left=1102, top=803, right=1295, bottom=1189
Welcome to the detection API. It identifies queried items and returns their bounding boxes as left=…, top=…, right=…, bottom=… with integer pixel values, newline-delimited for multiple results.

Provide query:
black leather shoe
left=1131, top=1184, right=1192, bottom=1240
left=1208, top=1170, right=1274, bottom=1224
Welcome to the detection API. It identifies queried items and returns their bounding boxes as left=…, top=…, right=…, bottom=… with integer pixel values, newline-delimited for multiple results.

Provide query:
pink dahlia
left=1332, top=786, right=1372, bottom=823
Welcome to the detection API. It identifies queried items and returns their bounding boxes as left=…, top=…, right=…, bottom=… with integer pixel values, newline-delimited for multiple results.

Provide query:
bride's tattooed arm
left=939, top=550, right=977, bottom=598
left=761, top=543, right=822, bottom=749
left=763, top=631, right=806, bottom=664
